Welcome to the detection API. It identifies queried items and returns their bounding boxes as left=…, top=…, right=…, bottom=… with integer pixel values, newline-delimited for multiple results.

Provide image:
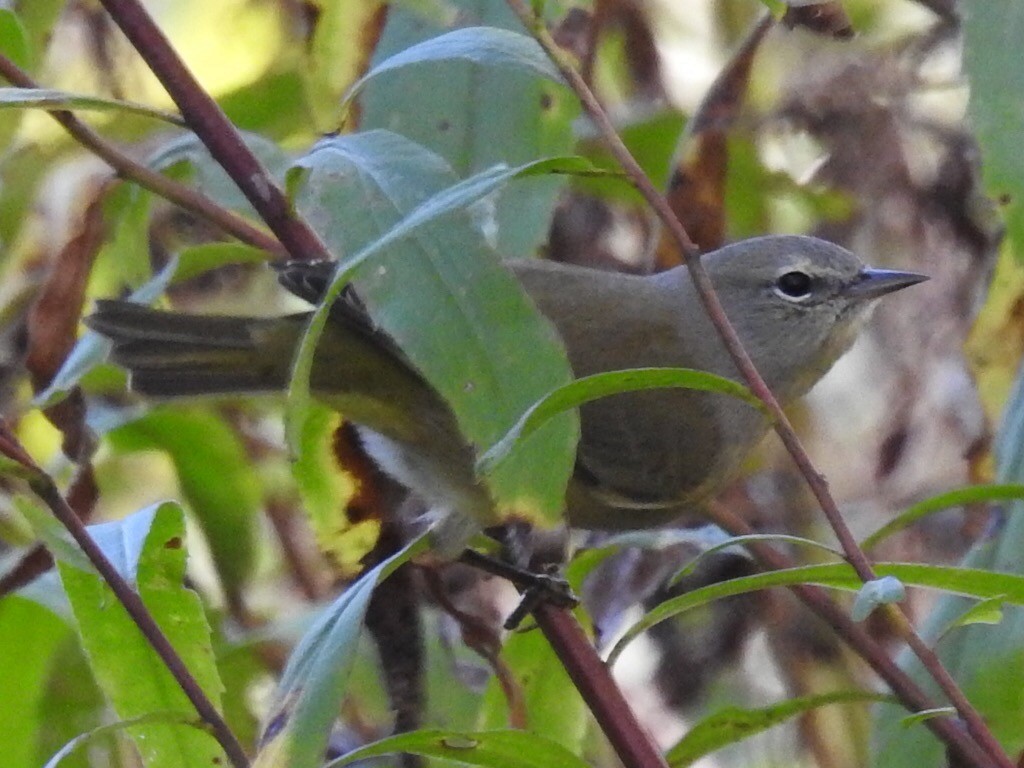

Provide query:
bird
left=86, top=235, right=927, bottom=545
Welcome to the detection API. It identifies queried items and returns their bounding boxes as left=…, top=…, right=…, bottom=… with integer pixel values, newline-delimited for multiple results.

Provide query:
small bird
left=86, top=235, right=926, bottom=540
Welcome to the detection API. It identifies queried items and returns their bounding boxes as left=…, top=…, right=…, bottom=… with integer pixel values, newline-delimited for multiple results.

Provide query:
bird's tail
left=85, top=300, right=304, bottom=398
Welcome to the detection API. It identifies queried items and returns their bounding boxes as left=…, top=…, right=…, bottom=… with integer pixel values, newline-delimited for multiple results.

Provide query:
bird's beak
left=846, top=268, right=929, bottom=300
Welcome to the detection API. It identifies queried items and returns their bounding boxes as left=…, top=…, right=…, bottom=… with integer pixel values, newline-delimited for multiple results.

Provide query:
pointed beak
left=846, top=268, right=929, bottom=300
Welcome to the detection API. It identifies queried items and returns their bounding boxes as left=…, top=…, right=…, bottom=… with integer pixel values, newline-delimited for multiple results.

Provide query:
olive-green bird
left=87, top=235, right=926, bottom=543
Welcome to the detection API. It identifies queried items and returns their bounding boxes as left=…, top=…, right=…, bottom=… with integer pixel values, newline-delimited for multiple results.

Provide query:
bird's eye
left=775, top=271, right=812, bottom=300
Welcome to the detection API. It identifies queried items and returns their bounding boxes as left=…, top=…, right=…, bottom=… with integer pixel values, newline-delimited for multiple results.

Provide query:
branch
left=504, top=3, right=1012, bottom=766
left=0, top=424, right=248, bottom=768
left=0, top=54, right=284, bottom=258
left=533, top=604, right=669, bottom=768
left=94, top=0, right=331, bottom=263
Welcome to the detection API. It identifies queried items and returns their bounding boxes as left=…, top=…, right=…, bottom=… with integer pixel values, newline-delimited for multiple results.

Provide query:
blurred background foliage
left=1, top=0, right=1024, bottom=767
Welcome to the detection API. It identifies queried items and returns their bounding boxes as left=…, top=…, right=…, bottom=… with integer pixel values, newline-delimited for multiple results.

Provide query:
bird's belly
left=576, top=388, right=768, bottom=504
left=356, top=427, right=494, bottom=553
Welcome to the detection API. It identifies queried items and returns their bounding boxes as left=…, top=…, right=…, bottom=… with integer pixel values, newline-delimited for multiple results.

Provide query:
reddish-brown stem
left=505, top=2, right=1011, bottom=766
left=0, top=433, right=249, bottom=768
left=94, top=0, right=331, bottom=264
left=533, top=604, right=669, bottom=768
left=0, top=54, right=284, bottom=258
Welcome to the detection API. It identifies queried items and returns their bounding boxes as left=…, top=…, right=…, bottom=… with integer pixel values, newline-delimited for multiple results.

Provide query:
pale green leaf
left=359, top=12, right=579, bottom=258
left=323, top=728, right=591, bottom=768
left=478, top=367, right=764, bottom=475
left=861, top=484, right=1024, bottom=552
left=288, top=131, right=579, bottom=530
left=109, top=408, right=261, bottom=599
left=667, top=691, right=894, bottom=767
left=0, top=87, right=185, bottom=125
left=253, top=536, right=427, bottom=768
left=609, top=562, right=1024, bottom=666
left=343, top=26, right=564, bottom=109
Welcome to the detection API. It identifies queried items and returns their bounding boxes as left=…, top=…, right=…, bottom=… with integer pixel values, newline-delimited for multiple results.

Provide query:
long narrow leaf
left=861, top=484, right=1024, bottom=552
left=253, top=535, right=428, bottom=768
left=667, top=691, right=895, bottom=767
left=323, top=728, right=591, bottom=768
left=0, top=87, right=186, bottom=124
left=478, top=367, right=765, bottom=474
left=608, top=562, right=1024, bottom=665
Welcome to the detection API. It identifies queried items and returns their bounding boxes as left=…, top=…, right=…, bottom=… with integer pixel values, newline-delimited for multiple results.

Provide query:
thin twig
left=94, top=0, right=331, bottom=264
left=0, top=54, right=284, bottom=258
left=504, top=3, right=1012, bottom=766
left=0, top=425, right=249, bottom=768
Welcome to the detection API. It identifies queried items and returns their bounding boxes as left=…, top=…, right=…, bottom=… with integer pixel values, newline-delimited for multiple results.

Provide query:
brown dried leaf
left=25, top=192, right=107, bottom=393
left=656, top=14, right=773, bottom=267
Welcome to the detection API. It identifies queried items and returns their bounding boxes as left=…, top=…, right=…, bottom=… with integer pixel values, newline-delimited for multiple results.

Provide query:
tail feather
left=86, top=298, right=454, bottom=446
left=86, top=301, right=298, bottom=397
left=88, top=300, right=257, bottom=347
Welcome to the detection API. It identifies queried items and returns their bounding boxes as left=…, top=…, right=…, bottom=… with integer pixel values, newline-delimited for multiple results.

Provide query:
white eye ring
left=774, top=270, right=813, bottom=302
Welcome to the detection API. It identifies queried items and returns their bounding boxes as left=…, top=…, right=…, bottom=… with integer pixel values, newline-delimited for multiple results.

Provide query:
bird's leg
left=458, top=536, right=577, bottom=630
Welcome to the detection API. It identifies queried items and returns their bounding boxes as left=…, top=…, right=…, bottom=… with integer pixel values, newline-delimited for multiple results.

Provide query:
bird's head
left=703, top=235, right=927, bottom=397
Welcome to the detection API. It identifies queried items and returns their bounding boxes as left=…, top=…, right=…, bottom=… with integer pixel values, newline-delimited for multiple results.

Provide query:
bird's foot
left=457, top=549, right=578, bottom=629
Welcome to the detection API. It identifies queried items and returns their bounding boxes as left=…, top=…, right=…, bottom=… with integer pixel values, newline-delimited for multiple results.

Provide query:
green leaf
left=575, top=110, right=686, bottom=203
left=15, top=0, right=71, bottom=73
left=861, top=484, right=1024, bottom=552
left=608, top=562, right=1024, bottom=666
left=109, top=408, right=261, bottom=600
left=42, top=713, right=204, bottom=768
left=171, top=241, right=270, bottom=283
left=288, top=131, right=578, bottom=531
left=666, top=690, right=894, bottom=767
left=344, top=26, right=564, bottom=108
left=0, top=11, right=32, bottom=153
left=0, top=11, right=31, bottom=69
left=0, top=596, right=72, bottom=768
left=899, top=707, right=957, bottom=730
left=57, top=503, right=226, bottom=768
left=0, top=88, right=186, bottom=124
left=564, top=526, right=738, bottom=593
left=757, top=0, right=787, bottom=18
left=669, top=533, right=844, bottom=585
left=35, top=634, right=106, bottom=768
left=253, top=536, right=427, bottom=768
left=322, top=728, right=592, bottom=768
left=478, top=366, right=764, bottom=474
left=359, top=14, right=579, bottom=258
left=146, top=132, right=291, bottom=216
left=477, top=628, right=587, bottom=751
left=936, top=597, right=1006, bottom=643
left=964, top=0, right=1024, bottom=258
left=291, top=402, right=379, bottom=575
left=15, top=495, right=94, bottom=573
